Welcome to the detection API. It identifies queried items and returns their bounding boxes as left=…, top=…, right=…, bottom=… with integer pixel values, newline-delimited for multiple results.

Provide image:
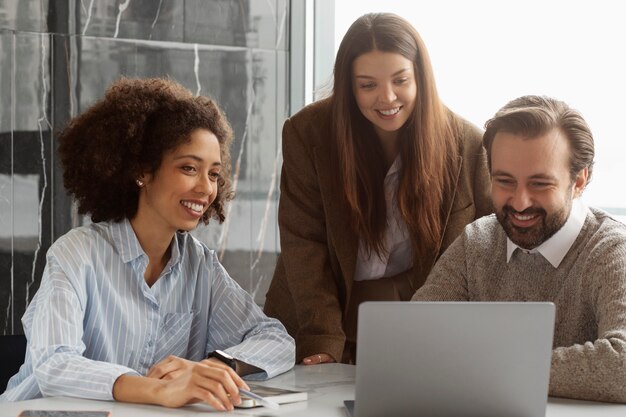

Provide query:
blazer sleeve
left=472, top=139, right=493, bottom=219
left=270, top=117, right=346, bottom=362
left=440, top=119, right=492, bottom=253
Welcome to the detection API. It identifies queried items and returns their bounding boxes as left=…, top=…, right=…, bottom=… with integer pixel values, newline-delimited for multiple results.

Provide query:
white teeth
left=379, top=107, right=400, bottom=116
left=181, top=201, right=203, bottom=213
left=513, top=213, right=534, bottom=221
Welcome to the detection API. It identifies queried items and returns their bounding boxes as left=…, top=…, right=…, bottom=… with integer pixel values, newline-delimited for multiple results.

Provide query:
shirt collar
left=111, top=219, right=181, bottom=266
left=506, top=198, right=588, bottom=268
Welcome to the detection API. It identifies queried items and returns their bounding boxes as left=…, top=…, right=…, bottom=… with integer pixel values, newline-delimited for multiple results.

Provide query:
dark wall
left=0, top=0, right=289, bottom=335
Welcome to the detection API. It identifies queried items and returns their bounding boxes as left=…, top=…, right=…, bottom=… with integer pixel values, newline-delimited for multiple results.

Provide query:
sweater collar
left=506, top=198, right=588, bottom=268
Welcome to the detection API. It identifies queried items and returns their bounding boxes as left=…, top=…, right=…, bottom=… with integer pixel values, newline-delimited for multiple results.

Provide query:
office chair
left=0, top=334, right=27, bottom=393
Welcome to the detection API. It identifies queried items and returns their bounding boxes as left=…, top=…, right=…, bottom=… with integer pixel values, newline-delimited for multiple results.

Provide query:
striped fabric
left=0, top=219, right=294, bottom=401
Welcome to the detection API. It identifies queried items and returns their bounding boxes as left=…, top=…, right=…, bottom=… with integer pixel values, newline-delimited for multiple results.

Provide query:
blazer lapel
left=313, top=146, right=358, bottom=296
left=437, top=155, right=464, bottom=257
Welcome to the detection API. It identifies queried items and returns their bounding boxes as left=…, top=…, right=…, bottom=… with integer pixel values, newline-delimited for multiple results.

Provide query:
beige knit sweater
left=412, top=208, right=626, bottom=403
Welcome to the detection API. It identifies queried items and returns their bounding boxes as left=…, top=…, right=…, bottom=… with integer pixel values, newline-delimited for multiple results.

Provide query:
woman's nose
left=379, top=84, right=397, bottom=104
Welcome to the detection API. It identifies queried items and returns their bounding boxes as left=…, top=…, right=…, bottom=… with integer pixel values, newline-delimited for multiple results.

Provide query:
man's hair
left=58, top=77, right=234, bottom=224
left=483, top=95, right=594, bottom=184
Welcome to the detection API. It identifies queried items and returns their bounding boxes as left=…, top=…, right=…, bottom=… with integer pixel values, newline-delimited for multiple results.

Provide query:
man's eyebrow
left=528, top=173, right=557, bottom=181
left=492, top=171, right=557, bottom=181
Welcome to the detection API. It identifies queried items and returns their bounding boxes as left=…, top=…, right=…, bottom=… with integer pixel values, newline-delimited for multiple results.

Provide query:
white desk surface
left=2, top=364, right=625, bottom=416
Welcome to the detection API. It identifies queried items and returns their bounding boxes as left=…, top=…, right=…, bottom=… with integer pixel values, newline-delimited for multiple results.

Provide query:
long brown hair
left=331, top=13, right=460, bottom=264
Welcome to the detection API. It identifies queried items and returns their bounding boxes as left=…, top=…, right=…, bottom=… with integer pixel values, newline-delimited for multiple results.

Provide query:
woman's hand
left=302, top=353, right=335, bottom=365
left=153, top=360, right=248, bottom=409
left=147, top=355, right=198, bottom=380
left=113, top=356, right=249, bottom=411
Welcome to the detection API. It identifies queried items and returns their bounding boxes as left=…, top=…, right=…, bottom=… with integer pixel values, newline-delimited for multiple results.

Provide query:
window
left=332, top=1, right=626, bottom=220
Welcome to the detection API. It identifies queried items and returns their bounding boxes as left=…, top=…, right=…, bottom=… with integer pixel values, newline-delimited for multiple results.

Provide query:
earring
left=136, top=179, right=144, bottom=187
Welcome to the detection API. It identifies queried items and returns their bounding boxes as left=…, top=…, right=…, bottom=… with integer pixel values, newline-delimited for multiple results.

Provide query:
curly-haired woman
left=0, top=78, right=294, bottom=410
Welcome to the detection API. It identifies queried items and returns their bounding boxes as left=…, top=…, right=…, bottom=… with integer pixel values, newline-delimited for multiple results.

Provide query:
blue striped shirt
left=0, top=219, right=294, bottom=401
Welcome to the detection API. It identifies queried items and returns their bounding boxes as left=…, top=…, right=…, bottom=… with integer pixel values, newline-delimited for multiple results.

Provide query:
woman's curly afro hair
left=59, top=77, right=234, bottom=224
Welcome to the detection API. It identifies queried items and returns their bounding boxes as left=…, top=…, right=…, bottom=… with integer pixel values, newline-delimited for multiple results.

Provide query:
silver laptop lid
left=354, top=302, right=555, bottom=417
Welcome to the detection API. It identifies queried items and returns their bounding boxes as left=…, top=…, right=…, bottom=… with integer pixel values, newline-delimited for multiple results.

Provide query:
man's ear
left=572, top=167, right=588, bottom=198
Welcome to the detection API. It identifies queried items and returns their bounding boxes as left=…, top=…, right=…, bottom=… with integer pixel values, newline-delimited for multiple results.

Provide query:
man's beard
left=495, top=202, right=571, bottom=250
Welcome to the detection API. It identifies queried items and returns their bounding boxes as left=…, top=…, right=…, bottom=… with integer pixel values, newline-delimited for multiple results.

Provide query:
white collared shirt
left=506, top=198, right=589, bottom=268
left=354, top=156, right=413, bottom=281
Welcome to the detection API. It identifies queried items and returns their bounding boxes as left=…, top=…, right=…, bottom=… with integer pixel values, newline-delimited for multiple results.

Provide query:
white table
left=2, top=364, right=625, bottom=416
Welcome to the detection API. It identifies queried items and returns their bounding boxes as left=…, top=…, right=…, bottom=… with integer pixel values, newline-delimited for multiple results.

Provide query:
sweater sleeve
left=549, top=231, right=626, bottom=403
left=412, top=231, right=470, bottom=301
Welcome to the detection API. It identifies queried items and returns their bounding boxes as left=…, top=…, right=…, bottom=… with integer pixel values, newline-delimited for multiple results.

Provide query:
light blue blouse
left=1, top=219, right=294, bottom=401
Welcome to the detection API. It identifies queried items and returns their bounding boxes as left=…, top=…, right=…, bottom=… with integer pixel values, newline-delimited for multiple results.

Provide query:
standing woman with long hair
left=264, top=13, right=492, bottom=364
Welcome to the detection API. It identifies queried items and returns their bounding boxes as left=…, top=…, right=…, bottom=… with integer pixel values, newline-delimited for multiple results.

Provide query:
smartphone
left=18, top=411, right=111, bottom=417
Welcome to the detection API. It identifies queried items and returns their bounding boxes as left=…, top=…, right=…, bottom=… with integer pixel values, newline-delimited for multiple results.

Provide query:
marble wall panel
left=78, top=0, right=185, bottom=41
left=0, top=0, right=291, bottom=335
left=183, top=0, right=288, bottom=50
left=0, top=1, right=48, bottom=33
left=75, top=0, right=289, bottom=49
left=0, top=31, right=14, bottom=335
left=0, top=32, right=54, bottom=335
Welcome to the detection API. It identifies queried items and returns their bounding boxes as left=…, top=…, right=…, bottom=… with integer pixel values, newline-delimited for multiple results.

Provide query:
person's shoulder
left=464, top=214, right=503, bottom=244
left=447, top=109, right=484, bottom=150
left=282, top=98, right=333, bottom=154
left=581, top=208, right=626, bottom=282
left=50, top=222, right=109, bottom=252
left=586, top=207, right=626, bottom=245
left=176, top=231, right=218, bottom=265
left=439, top=215, right=503, bottom=263
left=284, top=98, right=332, bottom=139
left=289, top=97, right=332, bottom=125
left=454, top=115, right=484, bottom=147
left=46, top=222, right=117, bottom=273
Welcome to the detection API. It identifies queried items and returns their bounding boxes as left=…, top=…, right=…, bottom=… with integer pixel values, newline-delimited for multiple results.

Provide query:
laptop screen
left=352, top=302, right=555, bottom=417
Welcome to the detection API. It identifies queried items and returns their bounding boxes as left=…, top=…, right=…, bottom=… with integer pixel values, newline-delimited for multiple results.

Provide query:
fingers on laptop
left=302, top=353, right=335, bottom=365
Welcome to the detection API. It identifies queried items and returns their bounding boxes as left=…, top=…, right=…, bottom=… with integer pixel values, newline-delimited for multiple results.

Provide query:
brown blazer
left=264, top=98, right=492, bottom=363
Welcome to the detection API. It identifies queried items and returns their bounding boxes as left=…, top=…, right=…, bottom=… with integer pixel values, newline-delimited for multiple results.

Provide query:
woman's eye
left=182, top=166, right=196, bottom=173
left=209, top=172, right=221, bottom=182
left=360, top=83, right=375, bottom=89
left=394, top=78, right=408, bottom=85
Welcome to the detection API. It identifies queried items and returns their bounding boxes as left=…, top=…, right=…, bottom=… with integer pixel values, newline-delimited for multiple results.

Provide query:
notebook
left=346, top=301, right=555, bottom=417
left=237, top=383, right=307, bottom=408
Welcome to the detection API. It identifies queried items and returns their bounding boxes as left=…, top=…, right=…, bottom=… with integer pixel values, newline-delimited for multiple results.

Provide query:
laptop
left=346, top=301, right=555, bottom=417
